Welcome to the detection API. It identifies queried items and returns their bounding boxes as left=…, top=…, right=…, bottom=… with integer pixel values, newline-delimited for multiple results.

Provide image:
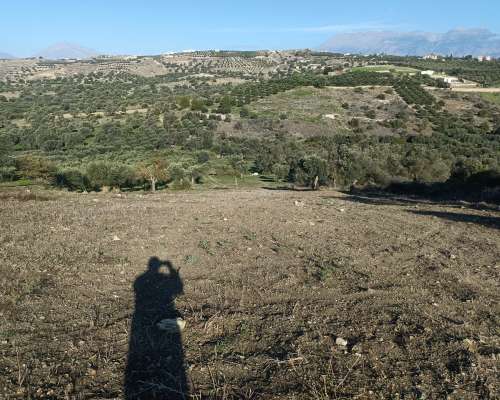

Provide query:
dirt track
left=1, top=188, right=499, bottom=399
left=451, top=88, right=500, bottom=93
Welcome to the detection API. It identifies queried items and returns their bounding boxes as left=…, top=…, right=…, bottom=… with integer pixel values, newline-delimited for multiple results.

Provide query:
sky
left=1, top=0, right=499, bottom=56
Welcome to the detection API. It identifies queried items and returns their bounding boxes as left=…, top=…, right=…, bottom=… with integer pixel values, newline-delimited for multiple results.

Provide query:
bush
left=271, top=163, right=289, bottom=181
left=169, top=164, right=187, bottom=182
left=0, top=166, right=17, bottom=182
left=450, top=159, right=484, bottom=183
left=15, top=155, right=57, bottom=182
left=86, top=162, right=111, bottom=190
left=240, top=107, right=250, bottom=118
left=196, top=151, right=211, bottom=164
left=169, top=164, right=192, bottom=189
left=55, top=169, right=90, bottom=191
left=86, top=162, right=137, bottom=190
left=289, top=155, right=329, bottom=189
left=170, top=179, right=192, bottom=190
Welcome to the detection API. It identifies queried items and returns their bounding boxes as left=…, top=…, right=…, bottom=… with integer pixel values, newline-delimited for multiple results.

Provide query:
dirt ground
left=0, top=188, right=499, bottom=399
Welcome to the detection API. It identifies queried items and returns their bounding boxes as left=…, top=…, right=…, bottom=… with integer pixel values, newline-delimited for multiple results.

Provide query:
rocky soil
left=0, top=188, right=498, bottom=399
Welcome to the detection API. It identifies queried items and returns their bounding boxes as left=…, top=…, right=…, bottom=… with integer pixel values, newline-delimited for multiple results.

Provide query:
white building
left=421, top=70, right=435, bottom=76
left=423, top=54, right=439, bottom=60
left=477, top=55, right=493, bottom=62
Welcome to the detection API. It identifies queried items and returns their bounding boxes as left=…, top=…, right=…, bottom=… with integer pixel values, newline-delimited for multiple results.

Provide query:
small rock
left=294, top=200, right=305, bottom=207
left=351, top=343, right=362, bottom=354
left=336, top=337, right=348, bottom=347
left=157, top=318, right=186, bottom=332
left=339, top=208, right=346, bottom=213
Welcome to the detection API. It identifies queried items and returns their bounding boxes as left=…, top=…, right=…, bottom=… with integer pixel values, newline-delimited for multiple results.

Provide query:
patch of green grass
left=248, top=86, right=344, bottom=125
left=280, top=87, right=316, bottom=98
left=480, top=93, right=500, bottom=105
left=352, top=65, right=419, bottom=74
left=195, top=174, right=278, bottom=190
left=198, top=239, right=213, bottom=255
left=0, top=179, right=33, bottom=187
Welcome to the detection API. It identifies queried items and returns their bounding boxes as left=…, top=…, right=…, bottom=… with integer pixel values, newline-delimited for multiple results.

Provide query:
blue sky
left=1, top=0, right=499, bottom=56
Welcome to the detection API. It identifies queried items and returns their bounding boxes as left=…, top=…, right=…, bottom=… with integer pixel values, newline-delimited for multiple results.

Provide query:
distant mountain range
left=3, top=29, right=500, bottom=60
left=34, top=42, right=101, bottom=59
left=0, top=52, right=15, bottom=59
left=320, top=28, right=500, bottom=57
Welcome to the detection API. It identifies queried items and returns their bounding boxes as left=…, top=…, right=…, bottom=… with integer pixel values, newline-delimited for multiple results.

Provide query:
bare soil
left=0, top=188, right=499, bottom=399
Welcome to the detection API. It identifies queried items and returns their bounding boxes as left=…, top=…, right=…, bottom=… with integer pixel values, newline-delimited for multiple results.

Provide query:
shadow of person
left=125, top=257, right=189, bottom=399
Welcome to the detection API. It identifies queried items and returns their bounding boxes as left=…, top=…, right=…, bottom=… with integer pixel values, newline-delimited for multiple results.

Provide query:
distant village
left=423, top=53, right=495, bottom=62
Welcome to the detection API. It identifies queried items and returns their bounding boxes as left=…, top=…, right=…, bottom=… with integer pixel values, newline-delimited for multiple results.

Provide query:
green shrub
left=272, top=163, right=289, bottom=181
left=86, top=162, right=137, bottom=190
left=15, top=155, right=57, bottom=182
left=289, top=155, right=328, bottom=188
left=86, top=162, right=111, bottom=190
left=196, top=151, right=211, bottom=163
left=55, top=169, right=90, bottom=191
left=0, top=166, right=17, bottom=182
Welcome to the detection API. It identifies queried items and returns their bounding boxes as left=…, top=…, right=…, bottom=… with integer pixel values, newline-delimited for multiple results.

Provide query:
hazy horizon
left=1, top=0, right=499, bottom=57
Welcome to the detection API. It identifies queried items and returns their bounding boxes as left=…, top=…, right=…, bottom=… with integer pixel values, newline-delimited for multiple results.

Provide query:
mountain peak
left=320, top=28, right=500, bottom=57
left=34, top=42, right=100, bottom=60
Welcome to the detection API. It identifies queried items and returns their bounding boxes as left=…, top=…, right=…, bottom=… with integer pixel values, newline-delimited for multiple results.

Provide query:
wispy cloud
left=208, top=22, right=408, bottom=34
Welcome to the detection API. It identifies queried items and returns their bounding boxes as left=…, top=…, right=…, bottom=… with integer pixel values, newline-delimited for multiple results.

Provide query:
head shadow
left=124, top=257, right=189, bottom=399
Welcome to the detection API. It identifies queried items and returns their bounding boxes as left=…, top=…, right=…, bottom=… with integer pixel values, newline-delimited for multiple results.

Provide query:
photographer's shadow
left=125, top=257, right=188, bottom=399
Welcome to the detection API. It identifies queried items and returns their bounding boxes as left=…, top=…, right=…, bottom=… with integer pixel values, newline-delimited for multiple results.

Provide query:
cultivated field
left=1, top=187, right=498, bottom=399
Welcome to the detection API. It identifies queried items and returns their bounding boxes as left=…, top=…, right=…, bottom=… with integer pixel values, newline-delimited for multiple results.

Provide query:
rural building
left=443, top=76, right=460, bottom=84
left=421, top=70, right=435, bottom=76
left=423, top=53, right=439, bottom=60
left=477, top=55, right=493, bottom=62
